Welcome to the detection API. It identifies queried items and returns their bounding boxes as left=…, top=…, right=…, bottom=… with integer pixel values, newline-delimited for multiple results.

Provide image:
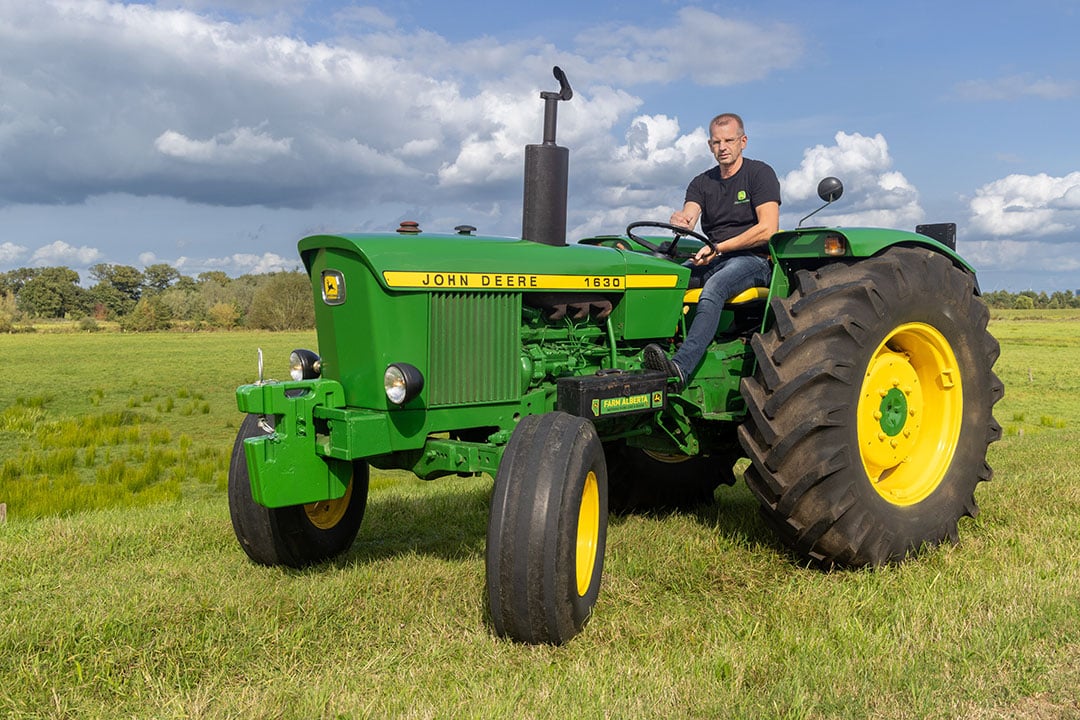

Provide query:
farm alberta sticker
left=589, top=390, right=665, bottom=417
left=322, top=270, right=346, bottom=305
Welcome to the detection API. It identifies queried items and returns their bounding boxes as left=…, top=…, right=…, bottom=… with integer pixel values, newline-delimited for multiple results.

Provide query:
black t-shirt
left=685, top=158, right=781, bottom=252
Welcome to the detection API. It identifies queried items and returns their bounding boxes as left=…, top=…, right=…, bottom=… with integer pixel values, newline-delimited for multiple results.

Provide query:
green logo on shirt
left=735, top=190, right=749, bottom=204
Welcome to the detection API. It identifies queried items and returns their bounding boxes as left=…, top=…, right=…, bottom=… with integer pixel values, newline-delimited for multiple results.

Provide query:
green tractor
left=228, top=68, right=1003, bottom=644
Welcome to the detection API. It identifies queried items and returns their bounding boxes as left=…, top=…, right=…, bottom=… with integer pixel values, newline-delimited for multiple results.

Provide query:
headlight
left=289, top=349, right=322, bottom=380
left=384, top=363, right=424, bottom=405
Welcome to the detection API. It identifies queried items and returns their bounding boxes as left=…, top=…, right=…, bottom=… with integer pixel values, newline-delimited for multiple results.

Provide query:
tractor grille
left=428, top=292, right=521, bottom=406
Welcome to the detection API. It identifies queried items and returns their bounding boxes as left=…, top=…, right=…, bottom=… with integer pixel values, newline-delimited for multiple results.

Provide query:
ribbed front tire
left=486, top=412, right=608, bottom=644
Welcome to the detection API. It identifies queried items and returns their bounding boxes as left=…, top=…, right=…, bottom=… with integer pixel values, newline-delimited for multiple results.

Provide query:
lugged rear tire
left=738, top=246, right=1003, bottom=567
left=486, top=412, right=608, bottom=644
left=229, top=413, right=368, bottom=568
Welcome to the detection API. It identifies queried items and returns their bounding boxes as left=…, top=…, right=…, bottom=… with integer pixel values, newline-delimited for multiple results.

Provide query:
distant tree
left=16, top=267, right=86, bottom=318
left=982, top=290, right=1013, bottom=309
left=197, top=270, right=230, bottom=286
left=159, top=284, right=206, bottom=323
left=1014, top=294, right=1035, bottom=310
left=207, top=301, right=240, bottom=329
left=0, top=268, right=39, bottom=296
left=143, top=263, right=180, bottom=294
left=89, top=263, right=144, bottom=303
left=245, top=272, right=314, bottom=330
left=173, top=275, right=198, bottom=292
left=121, top=295, right=172, bottom=331
left=0, top=292, right=18, bottom=331
left=85, top=282, right=133, bottom=318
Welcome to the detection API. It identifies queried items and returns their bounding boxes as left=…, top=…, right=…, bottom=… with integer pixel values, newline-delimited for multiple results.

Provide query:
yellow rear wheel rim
left=857, top=323, right=963, bottom=506
left=575, top=471, right=600, bottom=597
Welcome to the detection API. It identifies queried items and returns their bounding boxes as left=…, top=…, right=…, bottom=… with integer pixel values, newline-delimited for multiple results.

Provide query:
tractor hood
left=298, top=232, right=689, bottom=294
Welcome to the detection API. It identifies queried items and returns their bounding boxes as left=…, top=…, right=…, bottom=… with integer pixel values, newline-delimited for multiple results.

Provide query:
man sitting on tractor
left=643, top=112, right=781, bottom=389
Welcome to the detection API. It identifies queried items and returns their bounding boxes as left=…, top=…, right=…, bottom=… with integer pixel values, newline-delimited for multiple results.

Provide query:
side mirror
left=817, top=176, right=843, bottom=203
left=799, top=176, right=845, bottom=227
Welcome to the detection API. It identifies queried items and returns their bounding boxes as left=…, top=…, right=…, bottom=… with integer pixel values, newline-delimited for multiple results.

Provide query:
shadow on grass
left=286, top=467, right=797, bottom=578
left=610, top=479, right=791, bottom=562
left=334, top=478, right=493, bottom=567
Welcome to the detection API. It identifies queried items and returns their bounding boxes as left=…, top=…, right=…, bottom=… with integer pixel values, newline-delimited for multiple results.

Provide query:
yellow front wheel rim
left=575, top=471, right=600, bottom=597
left=857, top=323, right=963, bottom=506
left=304, top=478, right=353, bottom=530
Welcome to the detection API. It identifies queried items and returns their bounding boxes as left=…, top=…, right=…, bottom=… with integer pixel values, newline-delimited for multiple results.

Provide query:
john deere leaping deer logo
left=321, top=270, right=345, bottom=305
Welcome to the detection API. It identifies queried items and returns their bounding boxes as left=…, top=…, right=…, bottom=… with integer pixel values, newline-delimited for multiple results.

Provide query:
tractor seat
left=682, top=286, right=769, bottom=306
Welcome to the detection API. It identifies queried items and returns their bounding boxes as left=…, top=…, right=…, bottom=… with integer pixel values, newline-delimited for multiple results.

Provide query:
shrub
left=207, top=302, right=240, bottom=329
left=121, top=296, right=173, bottom=331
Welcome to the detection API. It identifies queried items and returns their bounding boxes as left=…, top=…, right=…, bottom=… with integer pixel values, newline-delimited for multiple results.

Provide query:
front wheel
left=228, top=413, right=368, bottom=568
left=738, top=247, right=1003, bottom=567
left=486, top=412, right=608, bottom=644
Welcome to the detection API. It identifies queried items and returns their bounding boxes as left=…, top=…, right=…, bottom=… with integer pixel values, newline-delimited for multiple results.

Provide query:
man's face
left=708, top=121, right=747, bottom=168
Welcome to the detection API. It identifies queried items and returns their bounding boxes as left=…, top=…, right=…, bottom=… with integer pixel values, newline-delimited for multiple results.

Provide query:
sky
left=2, top=0, right=1080, bottom=291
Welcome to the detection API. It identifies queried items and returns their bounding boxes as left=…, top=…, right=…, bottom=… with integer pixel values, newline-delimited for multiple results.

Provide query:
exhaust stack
left=522, top=66, right=573, bottom=247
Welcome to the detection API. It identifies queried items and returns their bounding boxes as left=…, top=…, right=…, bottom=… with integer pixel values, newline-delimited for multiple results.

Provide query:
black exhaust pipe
left=522, top=66, right=573, bottom=247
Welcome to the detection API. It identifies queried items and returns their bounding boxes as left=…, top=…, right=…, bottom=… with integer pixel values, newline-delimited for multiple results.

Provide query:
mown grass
left=1, top=322, right=1079, bottom=719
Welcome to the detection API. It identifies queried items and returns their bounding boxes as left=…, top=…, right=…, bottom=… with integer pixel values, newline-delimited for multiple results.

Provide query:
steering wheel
left=625, top=221, right=719, bottom=260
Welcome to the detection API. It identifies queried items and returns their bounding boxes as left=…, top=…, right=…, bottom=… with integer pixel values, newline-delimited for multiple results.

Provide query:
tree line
left=981, top=289, right=1080, bottom=310
left=3, top=262, right=1078, bottom=332
left=0, top=263, right=314, bottom=331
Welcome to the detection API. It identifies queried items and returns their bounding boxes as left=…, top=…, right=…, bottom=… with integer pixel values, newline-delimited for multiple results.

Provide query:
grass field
left=1, top=317, right=1079, bottom=719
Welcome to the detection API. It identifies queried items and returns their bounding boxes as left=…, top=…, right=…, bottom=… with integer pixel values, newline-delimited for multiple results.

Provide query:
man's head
left=707, top=113, right=747, bottom=172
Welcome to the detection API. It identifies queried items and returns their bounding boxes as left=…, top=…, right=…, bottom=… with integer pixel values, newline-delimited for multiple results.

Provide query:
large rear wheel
left=738, top=247, right=1003, bottom=567
left=486, top=412, right=608, bottom=644
left=228, top=413, right=368, bottom=568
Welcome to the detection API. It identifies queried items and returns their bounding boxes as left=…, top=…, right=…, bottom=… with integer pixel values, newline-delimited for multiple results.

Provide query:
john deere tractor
left=228, top=68, right=1003, bottom=644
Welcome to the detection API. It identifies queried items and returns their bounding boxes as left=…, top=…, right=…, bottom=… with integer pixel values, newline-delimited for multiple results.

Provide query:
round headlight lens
left=384, top=366, right=408, bottom=404
left=384, top=363, right=424, bottom=405
left=289, top=349, right=321, bottom=381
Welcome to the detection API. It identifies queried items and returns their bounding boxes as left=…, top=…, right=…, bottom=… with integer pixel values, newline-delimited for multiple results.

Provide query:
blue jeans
left=671, top=253, right=771, bottom=378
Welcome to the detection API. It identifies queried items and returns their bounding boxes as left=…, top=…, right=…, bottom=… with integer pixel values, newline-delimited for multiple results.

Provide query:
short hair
left=709, top=113, right=745, bottom=136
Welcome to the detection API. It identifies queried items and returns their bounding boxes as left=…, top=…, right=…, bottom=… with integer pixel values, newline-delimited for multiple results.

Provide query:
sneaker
left=642, top=344, right=685, bottom=390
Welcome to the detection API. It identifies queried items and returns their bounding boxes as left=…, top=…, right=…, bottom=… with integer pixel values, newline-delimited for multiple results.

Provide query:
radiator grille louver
left=428, top=292, right=521, bottom=406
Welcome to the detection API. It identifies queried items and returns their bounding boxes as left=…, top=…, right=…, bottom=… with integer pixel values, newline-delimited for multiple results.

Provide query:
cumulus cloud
left=203, top=251, right=297, bottom=274
left=28, top=241, right=103, bottom=267
left=568, top=113, right=706, bottom=237
left=780, top=132, right=923, bottom=229
left=962, top=238, right=1080, bottom=279
left=0, top=1, right=814, bottom=274
left=0, top=0, right=800, bottom=220
left=0, top=242, right=28, bottom=265
left=155, top=125, right=293, bottom=164
left=169, top=250, right=298, bottom=276
left=968, top=172, right=1080, bottom=238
